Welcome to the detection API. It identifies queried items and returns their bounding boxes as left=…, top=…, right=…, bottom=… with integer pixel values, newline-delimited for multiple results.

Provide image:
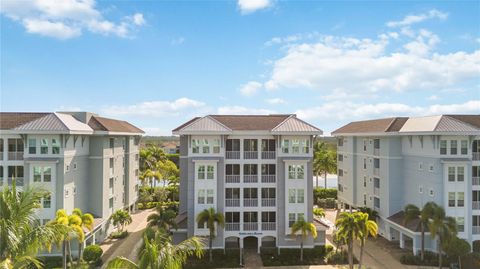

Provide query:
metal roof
left=272, top=116, right=323, bottom=134
left=14, top=113, right=93, bottom=134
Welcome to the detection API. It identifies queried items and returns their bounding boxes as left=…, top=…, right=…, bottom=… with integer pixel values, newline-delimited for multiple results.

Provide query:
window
left=363, top=176, right=367, bottom=187
left=374, top=197, right=380, bottom=208
left=205, top=165, right=214, bottom=179
left=297, top=189, right=304, bottom=203
left=244, top=164, right=258, bottom=175
left=288, top=189, right=296, bottom=203
left=262, top=139, right=275, bottom=152
left=440, top=140, right=447, bottom=155
left=428, top=164, right=434, bottom=172
left=450, top=140, right=457, bottom=155
left=298, top=213, right=305, bottom=221
left=429, top=188, right=434, bottom=197
left=109, top=138, right=114, bottom=149
left=109, top=198, right=113, bottom=208
left=457, top=192, right=464, bottom=207
left=461, top=140, right=468, bottom=155
left=197, top=166, right=205, bottom=180
left=448, top=192, right=455, bottom=207
left=374, top=158, right=380, bottom=169
left=364, top=194, right=367, bottom=206
left=244, top=139, right=258, bottom=152
left=301, top=139, right=310, bottom=154
left=338, top=154, right=343, bottom=162
left=338, top=169, right=344, bottom=177
left=8, top=166, right=23, bottom=179
left=288, top=213, right=296, bottom=227
left=40, top=139, right=48, bottom=154
left=338, top=138, right=344, bottom=147
left=457, top=167, right=464, bottom=182
left=226, top=139, right=240, bottom=152
left=297, top=165, right=304, bottom=179
left=0, top=139, right=3, bottom=154
left=288, top=165, right=295, bottom=179
left=418, top=162, right=424, bottom=170
left=226, top=164, right=240, bottom=176
left=197, top=222, right=206, bottom=229
left=52, top=139, right=60, bottom=154
left=244, top=212, right=258, bottom=223
left=288, top=164, right=304, bottom=179
left=281, top=139, right=290, bottom=153
left=66, top=165, right=70, bottom=172
left=363, top=158, right=367, bottom=169
left=213, top=139, right=220, bottom=153
left=262, top=212, right=276, bottom=223
left=206, top=189, right=214, bottom=204
left=457, top=217, right=464, bottom=232
left=202, top=139, right=210, bottom=154
left=109, top=158, right=114, bottom=174
left=197, top=190, right=205, bottom=204
left=374, top=178, right=380, bottom=189
left=43, top=167, right=51, bottom=182
left=33, top=167, right=42, bottom=182
left=291, top=139, right=300, bottom=154
left=419, top=185, right=423, bottom=194
left=135, top=154, right=139, bottom=161
left=363, top=140, right=367, bottom=151
left=226, top=188, right=240, bottom=199
left=448, top=167, right=455, bottom=182
left=43, top=194, right=51, bottom=208
left=192, top=139, right=199, bottom=153
left=261, top=164, right=276, bottom=175
left=28, top=139, right=36, bottom=154
left=374, top=139, right=380, bottom=149
left=244, top=188, right=258, bottom=199
left=73, top=162, right=77, bottom=170
left=261, top=188, right=276, bottom=199
left=8, top=139, right=23, bottom=154
left=226, top=212, right=240, bottom=223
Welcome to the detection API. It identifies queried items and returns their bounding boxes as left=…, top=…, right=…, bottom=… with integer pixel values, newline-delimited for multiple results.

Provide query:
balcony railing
left=261, top=175, right=276, bottom=183
left=261, top=198, right=276, bottom=207
left=244, top=222, right=258, bottom=231
left=473, top=177, right=480, bottom=186
left=262, top=222, right=276, bottom=231
left=473, top=226, right=480, bottom=234
left=243, top=198, right=258, bottom=207
left=225, top=223, right=240, bottom=231
left=244, top=175, right=258, bottom=183
left=374, top=187, right=380, bottom=196
left=226, top=175, right=240, bottom=183
left=373, top=168, right=379, bottom=176
left=374, top=148, right=380, bottom=156
left=8, top=177, right=24, bottom=186
left=226, top=151, right=240, bottom=159
left=473, top=152, right=480, bottom=161
left=244, top=151, right=258, bottom=159
left=261, top=151, right=276, bottom=159
left=225, top=198, right=240, bottom=207
left=8, top=152, right=23, bottom=160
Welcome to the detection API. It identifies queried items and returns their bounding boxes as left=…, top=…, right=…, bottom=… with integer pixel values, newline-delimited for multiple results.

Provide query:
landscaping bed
left=184, top=249, right=240, bottom=269
left=260, top=246, right=336, bottom=266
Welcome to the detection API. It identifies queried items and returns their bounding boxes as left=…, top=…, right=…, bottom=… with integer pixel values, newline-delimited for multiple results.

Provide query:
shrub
left=260, top=246, right=331, bottom=266
left=83, top=245, right=103, bottom=263
left=313, top=188, right=337, bottom=200
left=184, top=249, right=239, bottom=269
left=137, top=201, right=179, bottom=210
left=38, top=256, right=63, bottom=268
left=473, top=240, right=480, bottom=252
left=326, top=250, right=357, bottom=264
left=110, top=230, right=129, bottom=239
left=399, top=251, right=448, bottom=267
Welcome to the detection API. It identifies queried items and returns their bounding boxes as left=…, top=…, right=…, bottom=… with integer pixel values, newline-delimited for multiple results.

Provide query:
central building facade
left=172, top=114, right=324, bottom=251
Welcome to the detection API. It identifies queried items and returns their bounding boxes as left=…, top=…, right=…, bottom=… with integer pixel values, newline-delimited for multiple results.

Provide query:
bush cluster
left=83, top=245, right=103, bottom=265
left=400, top=251, right=448, bottom=267
left=184, top=249, right=240, bottom=269
left=260, top=246, right=333, bottom=266
left=137, top=201, right=179, bottom=210
left=313, top=188, right=337, bottom=208
left=316, top=198, right=337, bottom=209
left=325, top=250, right=357, bottom=264
left=109, top=230, right=129, bottom=239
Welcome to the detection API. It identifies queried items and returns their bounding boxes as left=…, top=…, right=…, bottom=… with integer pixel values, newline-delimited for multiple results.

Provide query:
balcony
left=373, top=168, right=379, bottom=176
left=261, top=175, right=276, bottom=183
left=374, top=148, right=380, bottom=156
left=473, top=177, right=480, bottom=186
left=8, top=177, right=24, bottom=186
left=261, top=151, right=276, bottom=159
left=261, top=198, right=276, bottom=207
left=225, top=199, right=240, bottom=207
left=262, top=222, right=276, bottom=231
left=244, top=222, right=258, bottom=231
left=374, top=187, right=380, bottom=196
left=243, top=198, right=258, bottom=207
left=225, top=223, right=240, bottom=231
left=473, top=201, right=480, bottom=210
left=244, top=175, right=258, bottom=183
left=244, top=151, right=258, bottom=159
left=226, top=151, right=240, bottom=159
left=473, top=226, right=480, bottom=234
left=8, top=152, right=23, bottom=160
left=226, top=175, right=240, bottom=183
left=473, top=152, right=480, bottom=161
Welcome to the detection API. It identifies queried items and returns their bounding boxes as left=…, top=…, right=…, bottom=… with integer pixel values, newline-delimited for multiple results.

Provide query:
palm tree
left=106, top=230, right=204, bottom=269
left=71, top=208, right=94, bottom=265
left=404, top=202, right=438, bottom=261
left=429, top=206, right=457, bottom=269
left=357, top=206, right=378, bottom=221
left=52, top=209, right=87, bottom=269
left=336, top=211, right=361, bottom=269
left=0, top=181, right=67, bottom=268
left=313, top=141, right=337, bottom=188
left=147, top=205, right=177, bottom=231
left=313, top=207, right=325, bottom=218
left=111, top=209, right=133, bottom=232
left=196, top=208, right=225, bottom=262
left=290, top=217, right=318, bottom=262
left=356, top=212, right=378, bottom=269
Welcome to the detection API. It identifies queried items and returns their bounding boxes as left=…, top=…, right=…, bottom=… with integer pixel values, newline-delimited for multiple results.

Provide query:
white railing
left=226, top=175, right=240, bottom=183
left=225, top=199, right=240, bottom=207
left=262, top=222, right=276, bottom=231
left=374, top=187, right=380, bottom=196
left=374, top=148, right=380, bottom=156
left=261, top=151, right=276, bottom=159
left=244, top=175, right=258, bottom=183
left=261, top=198, right=276, bottom=207
left=473, top=152, right=480, bottom=161
left=473, top=226, right=480, bottom=234
left=473, top=201, right=480, bottom=210
left=8, top=177, right=24, bottom=186
left=8, top=152, right=23, bottom=160
left=226, top=151, right=240, bottom=159
left=374, top=168, right=379, bottom=176
left=244, top=223, right=258, bottom=231
left=244, top=151, right=258, bottom=159
left=261, top=175, right=276, bottom=183
left=225, top=223, right=240, bottom=231
left=243, top=198, right=258, bottom=207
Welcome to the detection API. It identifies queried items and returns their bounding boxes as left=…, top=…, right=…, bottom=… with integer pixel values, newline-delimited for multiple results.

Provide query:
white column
left=258, top=237, right=261, bottom=254
left=412, top=237, right=417, bottom=255
left=239, top=237, right=244, bottom=266
left=399, top=232, right=404, bottom=249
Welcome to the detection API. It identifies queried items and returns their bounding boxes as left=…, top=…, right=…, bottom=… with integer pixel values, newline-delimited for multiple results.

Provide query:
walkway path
left=100, top=208, right=154, bottom=267
left=243, top=249, right=263, bottom=268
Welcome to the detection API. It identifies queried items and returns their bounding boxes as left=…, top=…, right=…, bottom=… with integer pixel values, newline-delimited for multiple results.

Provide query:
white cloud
left=266, top=98, right=286, bottom=104
left=101, top=98, right=207, bottom=117
left=217, top=106, right=274, bottom=115
left=142, top=127, right=171, bottom=136
left=386, top=9, right=448, bottom=28
left=427, top=95, right=439, bottom=101
left=240, top=81, right=263, bottom=96
left=0, top=0, right=145, bottom=39
left=238, top=0, right=271, bottom=14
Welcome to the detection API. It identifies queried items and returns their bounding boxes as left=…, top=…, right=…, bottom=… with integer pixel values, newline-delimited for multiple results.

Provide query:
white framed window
left=448, top=192, right=455, bottom=207
left=457, top=192, right=464, bottom=207
left=363, top=139, right=367, bottom=151
left=202, top=139, right=210, bottom=154
left=197, top=190, right=205, bottom=204
left=288, top=213, right=296, bottom=227
left=206, top=165, right=215, bottom=179
left=28, top=139, right=36, bottom=154
left=448, top=167, right=455, bottom=182
left=40, top=139, right=48, bottom=154
left=33, top=167, right=42, bottom=182
left=281, top=139, right=290, bottom=153
left=297, top=189, right=304, bottom=203
left=363, top=176, right=366, bottom=187
left=338, top=169, right=343, bottom=177
left=363, top=158, right=367, bottom=170
left=428, top=164, right=434, bottom=172
left=297, top=213, right=304, bottom=221
left=429, top=188, right=434, bottom=197
left=109, top=197, right=113, bottom=208
left=338, top=154, right=343, bottom=162
left=288, top=189, right=296, bottom=203
left=197, top=165, right=205, bottom=180
left=43, top=194, right=51, bottom=208
left=457, top=167, right=464, bottom=182
left=292, top=139, right=300, bottom=154
left=461, top=140, right=468, bottom=155
left=52, top=138, right=60, bottom=154
left=418, top=162, right=424, bottom=171
left=338, top=138, right=344, bottom=147
left=419, top=185, right=423, bottom=194
left=192, top=139, right=199, bottom=154
left=44, top=167, right=51, bottom=182
left=440, top=140, right=447, bottom=155
left=450, top=140, right=457, bottom=155
left=213, top=139, right=220, bottom=153
left=206, top=189, right=214, bottom=204
left=457, top=217, right=465, bottom=232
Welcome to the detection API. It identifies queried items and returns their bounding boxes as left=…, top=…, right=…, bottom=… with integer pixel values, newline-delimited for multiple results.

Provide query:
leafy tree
left=106, top=230, right=204, bottom=269
left=404, top=202, right=438, bottom=261
left=290, top=217, right=317, bottom=261
left=336, top=212, right=361, bottom=269
left=0, top=181, right=67, bottom=269
left=356, top=212, right=378, bottom=269
left=111, top=210, right=133, bottom=232
left=429, top=205, right=457, bottom=269
left=156, top=160, right=179, bottom=187
left=147, top=205, right=178, bottom=231
left=196, top=208, right=225, bottom=262
left=357, top=207, right=378, bottom=221
left=443, top=236, right=470, bottom=269
left=313, top=141, right=337, bottom=188
left=313, top=207, right=325, bottom=218
left=71, top=208, right=94, bottom=265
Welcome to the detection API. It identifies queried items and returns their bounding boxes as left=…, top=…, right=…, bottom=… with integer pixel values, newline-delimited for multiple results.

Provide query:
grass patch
left=184, top=249, right=240, bottom=269
left=261, top=246, right=333, bottom=266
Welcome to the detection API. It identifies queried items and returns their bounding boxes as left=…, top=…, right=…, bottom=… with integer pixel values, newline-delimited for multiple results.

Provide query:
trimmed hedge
left=400, top=251, right=448, bottom=267
left=137, top=201, right=179, bottom=210
left=109, top=230, right=129, bottom=239
left=261, top=246, right=333, bottom=266
left=184, top=249, right=240, bottom=269
left=313, top=188, right=337, bottom=199
left=83, top=245, right=103, bottom=264
left=316, top=198, right=337, bottom=209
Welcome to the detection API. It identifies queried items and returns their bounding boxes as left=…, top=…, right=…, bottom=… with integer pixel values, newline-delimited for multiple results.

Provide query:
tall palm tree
left=290, top=217, right=318, bottom=262
left=71, top=208, right=94, bottom=265
left=429, top=206, right=457, bottom=269
left=313, top=141, right=337, bottom=188
left=106, top=230, right=204, bottom=269
left=356, top=212, right=378, bottom=269
left=404, top=202, right=438, bottom=261
left=0, top=181, right=67, bottom=269
left=336, top=211, right=361, bottom=269
left=52, top=209, right=87, bottom=269
left=147, top=205, right=177, bottom=231
left=196, top=208, right=225, bottom=262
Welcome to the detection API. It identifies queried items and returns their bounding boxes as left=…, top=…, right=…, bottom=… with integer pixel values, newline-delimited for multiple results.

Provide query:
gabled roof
left=13, top=113, right=93, bottom=134
left=178, top=116, right=231, bottom=133
left=272, top=115, right=323, bottom=134
left=399, top=115, right=480, bottom=133
left=88, top=116, right=144, bottom=134
left=387, top=211, right=422, bottom=233
left=0, top=112, right=50, bottom=130
left=332, top=117, right=408, bottom=135
left=210, top=115, right=290, bottom=131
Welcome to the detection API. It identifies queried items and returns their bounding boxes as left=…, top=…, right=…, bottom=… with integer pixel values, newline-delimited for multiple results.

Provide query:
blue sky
left=1, top=0, right=479, bottom=135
